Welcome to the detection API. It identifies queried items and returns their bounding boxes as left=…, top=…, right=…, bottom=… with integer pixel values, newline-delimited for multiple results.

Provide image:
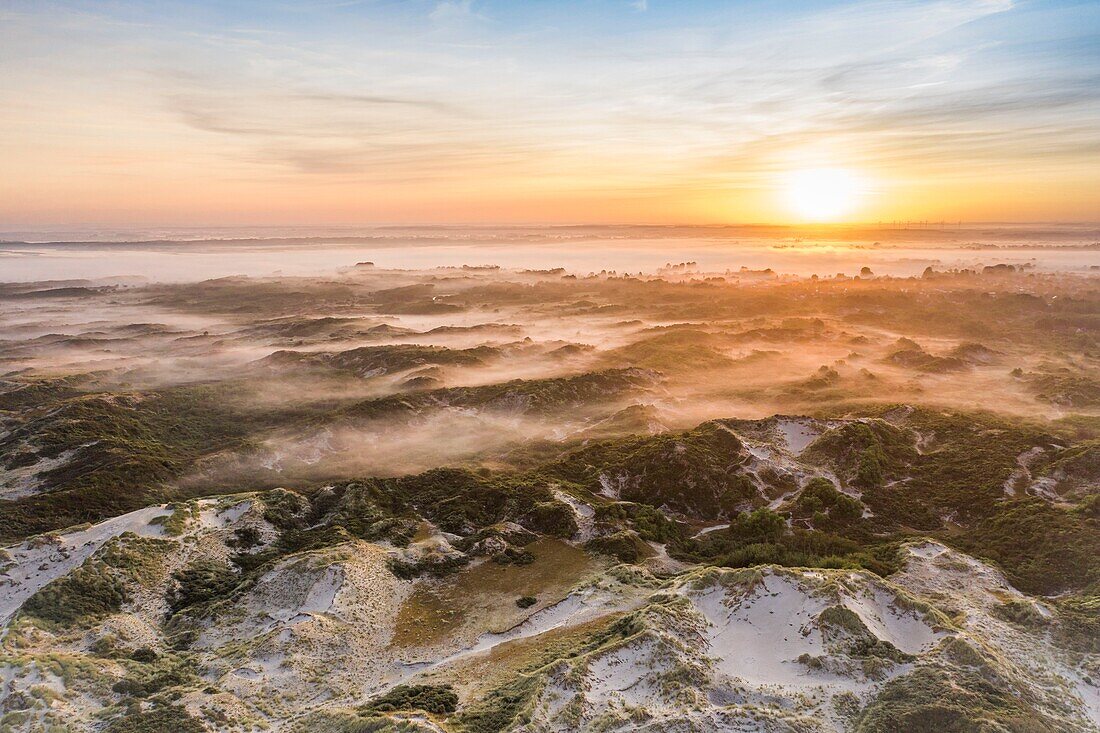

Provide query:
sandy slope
left=0, top=496, right=1097, bottom=732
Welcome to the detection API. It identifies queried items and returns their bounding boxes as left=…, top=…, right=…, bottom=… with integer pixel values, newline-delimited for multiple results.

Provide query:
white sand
left=0, top=504, right=172, bottom=626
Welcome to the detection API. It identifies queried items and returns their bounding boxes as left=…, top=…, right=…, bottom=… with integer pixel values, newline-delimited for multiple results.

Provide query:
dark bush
left=585, top=530, right=650, bottom=563
left=365, top=684, right=458, bottom=715
left=169, top=559, right=238, bottom=613
left=103, top=705, right=205, bottom=733
left=22, top=562, right=127, bottom=624
left=520, top=500, right=577, bottom=538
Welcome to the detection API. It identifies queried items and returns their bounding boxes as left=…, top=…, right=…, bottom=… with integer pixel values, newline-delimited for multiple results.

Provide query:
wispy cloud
left=430, top=0, right=480, bottom=23
left=0, top=0, right=1096, bottom=224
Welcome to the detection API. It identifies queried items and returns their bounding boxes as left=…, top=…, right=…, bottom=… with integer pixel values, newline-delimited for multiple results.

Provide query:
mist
left=3, top=235, right=1095, bottom=500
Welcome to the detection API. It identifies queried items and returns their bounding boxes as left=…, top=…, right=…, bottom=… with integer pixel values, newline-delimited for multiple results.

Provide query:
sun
left=784, top=168, right=862, bottom=222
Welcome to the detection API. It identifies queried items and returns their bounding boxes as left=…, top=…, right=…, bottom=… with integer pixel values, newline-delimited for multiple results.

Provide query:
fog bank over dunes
left=2, top=223, right=1098, bottom=283
left=2, top=251, right=1096, bottom=510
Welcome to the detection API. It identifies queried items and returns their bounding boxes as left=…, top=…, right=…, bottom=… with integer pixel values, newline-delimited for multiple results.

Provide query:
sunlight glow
left=784, top=168, right=863, bottom=222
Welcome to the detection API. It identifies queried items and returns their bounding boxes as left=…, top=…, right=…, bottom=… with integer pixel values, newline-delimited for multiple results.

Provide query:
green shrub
left=457, top=675, right=540, bottom=733
left=819, top=606, right=913, bottom=664
left=585, top=531, right=649, bottom=563
left=729, top=508, right=786, bottom=544
left=855, top=666, right=1055, bottom=732
left=593, top=502, right=683, bottom=543
left=262, top=488, right=311, bottom=531
left=365, top=684, right=458, bottom=715
left=672, top=506, right=900, bottom=577
left=856, top=446, right=887, bottom=488
left=169, top=559, right=238, bottom=613
left=103, top=705, right=205, bottom=733
left=1055, top=593, right=1100, bottom=653
left=521, top=501, right=577, bottom=538
left=229, top=526, right=262, bottom=548
left=804, top=420, right=916, bottom=490
left=149, top=502, right=194, bottom=536
left=111, top=657, right=197, bottom=698
left=544, top=421, right=746, bottom=519
left=0, top=384, right=273, bottom=543
left=954, top=498, right=1100, bottom=595
left=991, top=600, right=1049, bottom=628
left=340, top=469, right=557, bottom=538
left=792, top=478, right=863, bottom=523
left=22, top=562, right=126, bottom=624
left=289, top=712, right=431, bottom=733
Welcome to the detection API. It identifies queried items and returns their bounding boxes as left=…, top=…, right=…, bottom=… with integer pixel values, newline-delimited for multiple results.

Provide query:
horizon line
left=3, top=220, right=1100, bottom=234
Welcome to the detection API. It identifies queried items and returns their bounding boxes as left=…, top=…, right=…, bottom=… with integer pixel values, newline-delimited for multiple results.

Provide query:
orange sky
left=1, top=0, right=1098, bottom=228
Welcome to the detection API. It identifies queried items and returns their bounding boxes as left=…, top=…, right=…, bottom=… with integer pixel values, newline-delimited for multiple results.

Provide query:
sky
left=1, top=0, right=1098, bottom=227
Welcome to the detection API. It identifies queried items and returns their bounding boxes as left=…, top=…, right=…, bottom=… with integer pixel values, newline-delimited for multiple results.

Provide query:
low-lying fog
left=1, top=232, right=1097, bottom=495
left=1, top=224, right=1097, bottom=283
